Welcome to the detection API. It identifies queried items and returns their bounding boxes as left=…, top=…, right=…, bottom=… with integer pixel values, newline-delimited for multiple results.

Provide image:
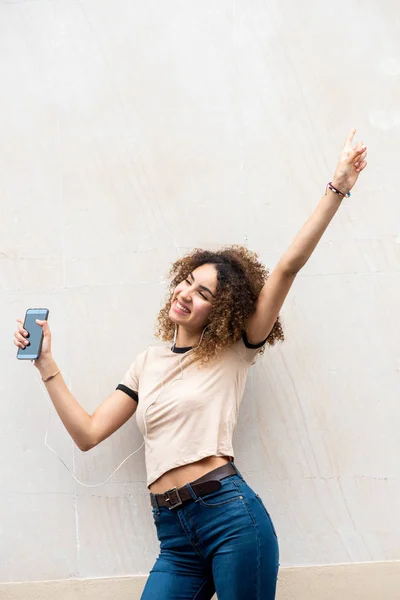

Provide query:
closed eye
left=185, top=279, right=209, bottom=301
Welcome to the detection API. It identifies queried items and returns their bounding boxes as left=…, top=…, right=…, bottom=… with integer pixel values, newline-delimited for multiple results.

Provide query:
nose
left=179, top=289, right=192, bottom=303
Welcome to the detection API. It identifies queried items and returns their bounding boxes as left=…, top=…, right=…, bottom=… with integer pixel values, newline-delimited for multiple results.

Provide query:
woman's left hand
left=332, top=128, right=368, bottom=196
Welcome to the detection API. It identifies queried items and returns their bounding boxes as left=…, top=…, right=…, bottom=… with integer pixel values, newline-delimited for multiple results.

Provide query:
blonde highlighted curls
left=156, top=245, right=284, bottom=364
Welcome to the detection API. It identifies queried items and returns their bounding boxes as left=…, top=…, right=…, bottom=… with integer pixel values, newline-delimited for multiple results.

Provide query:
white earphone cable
left=34, top=325, right=208, bottom=488
left=33, top=365, right=145, bottom=488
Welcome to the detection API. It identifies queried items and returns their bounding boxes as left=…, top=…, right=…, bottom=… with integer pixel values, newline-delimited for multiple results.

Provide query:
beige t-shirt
left=117, top=335, right=264, bottom=487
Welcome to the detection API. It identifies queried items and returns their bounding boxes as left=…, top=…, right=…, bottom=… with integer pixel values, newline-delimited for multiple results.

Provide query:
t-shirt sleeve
left=232, top=332, right=269, bottom=365
left=116, top=351, right=146, bottom=403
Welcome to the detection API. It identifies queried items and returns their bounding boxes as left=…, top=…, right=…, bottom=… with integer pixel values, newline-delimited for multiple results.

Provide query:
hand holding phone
left=16, top=308, right=50, bottom=361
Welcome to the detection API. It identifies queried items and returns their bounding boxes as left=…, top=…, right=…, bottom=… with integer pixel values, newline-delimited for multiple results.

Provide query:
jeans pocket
left=255, top=494, right=278, bottom=538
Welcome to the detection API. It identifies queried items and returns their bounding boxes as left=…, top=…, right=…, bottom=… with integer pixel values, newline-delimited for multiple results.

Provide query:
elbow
left=76, top=440, right=94, bottom=452
left=76, top=416, right=98, bottom=452
left=76, top=433, right=97, bottom=452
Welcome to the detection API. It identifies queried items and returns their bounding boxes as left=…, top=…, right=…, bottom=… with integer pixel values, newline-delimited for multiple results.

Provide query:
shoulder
left=134, top=342, right=177, bottom=370
left=124, top=343, right=164, bottom=372
left=225, top=333, right=267, bottom=365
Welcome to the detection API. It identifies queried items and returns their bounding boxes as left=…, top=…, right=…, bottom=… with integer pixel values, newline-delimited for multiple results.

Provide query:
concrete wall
left=1, top=0, right=399, bottom=597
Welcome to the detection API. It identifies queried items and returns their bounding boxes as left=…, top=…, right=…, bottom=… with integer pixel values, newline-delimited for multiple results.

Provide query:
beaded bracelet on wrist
left=326, top=181, right=351, bottom=198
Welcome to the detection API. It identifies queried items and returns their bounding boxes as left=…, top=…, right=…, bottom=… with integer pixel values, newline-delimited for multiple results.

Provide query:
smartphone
left=16, top=308, right=49, bottom=360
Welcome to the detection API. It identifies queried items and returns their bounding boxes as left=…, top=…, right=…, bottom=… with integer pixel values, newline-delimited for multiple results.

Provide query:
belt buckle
left=164, top=487, right=183, bottom=510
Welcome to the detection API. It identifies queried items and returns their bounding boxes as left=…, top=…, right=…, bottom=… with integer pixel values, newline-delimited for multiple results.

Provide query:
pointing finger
left=345, top=128, right=357, bottom=148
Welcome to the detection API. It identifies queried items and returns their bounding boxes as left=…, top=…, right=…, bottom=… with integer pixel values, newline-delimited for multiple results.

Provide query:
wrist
left=35, top=357, right=58, bottom=378
left=331, top=178, right=350, bottom=196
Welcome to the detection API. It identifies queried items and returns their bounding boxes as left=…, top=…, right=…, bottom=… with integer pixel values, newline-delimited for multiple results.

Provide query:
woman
left=14, top=130, right=367, bottom=599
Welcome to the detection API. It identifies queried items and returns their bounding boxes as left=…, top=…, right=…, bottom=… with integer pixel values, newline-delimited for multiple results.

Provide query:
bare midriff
left=149, top=455, right=231, bottom=494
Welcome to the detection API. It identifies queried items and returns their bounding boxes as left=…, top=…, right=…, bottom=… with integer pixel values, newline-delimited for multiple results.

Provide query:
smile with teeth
left=176, top=300, right=190, bottom=314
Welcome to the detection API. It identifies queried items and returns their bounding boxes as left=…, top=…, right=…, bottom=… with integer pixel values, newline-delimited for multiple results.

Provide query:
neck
left=175, top=327, right=203, bottom=348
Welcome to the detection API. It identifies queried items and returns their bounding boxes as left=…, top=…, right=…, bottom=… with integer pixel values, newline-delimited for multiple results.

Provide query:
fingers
left=344, top=129, right=367, bottom=160
left=14, top=317, right=50, bottom=349
left=36, top=319, right=48, bottom=327
left=14, top=327, right=30, bottom=349
left=36, top=319, right=51, bottom=337
left=15, top=337, right=29, bottom=348
left=345, top=128, right=357, bottom=148
left=16, top=318, right=28, bottom=337
left=356, top=159, right=368, bottom=172
left=354, top=146, right=368, bottom=171
left=354, top=141, right=367, bottom=155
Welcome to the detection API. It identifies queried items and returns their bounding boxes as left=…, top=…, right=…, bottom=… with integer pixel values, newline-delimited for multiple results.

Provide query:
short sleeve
left=116, top=350, right=146, bottom=403
left=230, top=332, right=268, bottom=365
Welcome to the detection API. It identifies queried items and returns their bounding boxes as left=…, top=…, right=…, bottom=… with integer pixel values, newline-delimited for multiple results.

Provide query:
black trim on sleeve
left=116, top=384, right=139, bottom=403
left=242, top=331, right=269, bottom=349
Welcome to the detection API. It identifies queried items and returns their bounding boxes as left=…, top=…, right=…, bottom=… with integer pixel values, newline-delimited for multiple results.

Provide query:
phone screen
left=17, top=308, right=49, bottom=360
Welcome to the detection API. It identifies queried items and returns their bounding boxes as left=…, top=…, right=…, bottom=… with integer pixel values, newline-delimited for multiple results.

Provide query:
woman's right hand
left=14, top=318, right=54, bottom=369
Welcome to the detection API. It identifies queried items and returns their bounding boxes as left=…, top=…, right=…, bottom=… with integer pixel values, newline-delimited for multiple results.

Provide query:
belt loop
left=231, top=461, right=243, bottom=479
left=151, top=493, right=159, bottom=509
left=186, top=483, right=198, bottom=501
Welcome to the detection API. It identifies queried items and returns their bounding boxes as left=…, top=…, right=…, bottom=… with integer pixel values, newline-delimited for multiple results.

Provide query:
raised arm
left=246, top=129, right=368, bottom=344
left=14, top=319, right=137, bottom=451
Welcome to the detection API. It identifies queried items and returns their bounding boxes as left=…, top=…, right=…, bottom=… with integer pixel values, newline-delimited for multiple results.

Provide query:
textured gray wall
left=1, top=0, right=399, bottom=584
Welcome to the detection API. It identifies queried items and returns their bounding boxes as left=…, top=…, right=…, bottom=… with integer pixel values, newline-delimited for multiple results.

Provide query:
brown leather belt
left=150, top=462, right=237, bottom=510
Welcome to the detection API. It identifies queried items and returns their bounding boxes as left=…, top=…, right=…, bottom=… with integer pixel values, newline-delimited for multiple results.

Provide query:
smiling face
left=157, top=245, right=284, bottom=363
left=168, top=263, right=218, bottom=334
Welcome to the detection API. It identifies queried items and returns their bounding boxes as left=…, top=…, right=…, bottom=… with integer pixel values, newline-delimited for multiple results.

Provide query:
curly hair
left=156, top=245, right=284, bottom=364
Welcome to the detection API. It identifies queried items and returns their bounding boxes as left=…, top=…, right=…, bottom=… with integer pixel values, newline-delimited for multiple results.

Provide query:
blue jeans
left=141, top=465, right=279, bottom=599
